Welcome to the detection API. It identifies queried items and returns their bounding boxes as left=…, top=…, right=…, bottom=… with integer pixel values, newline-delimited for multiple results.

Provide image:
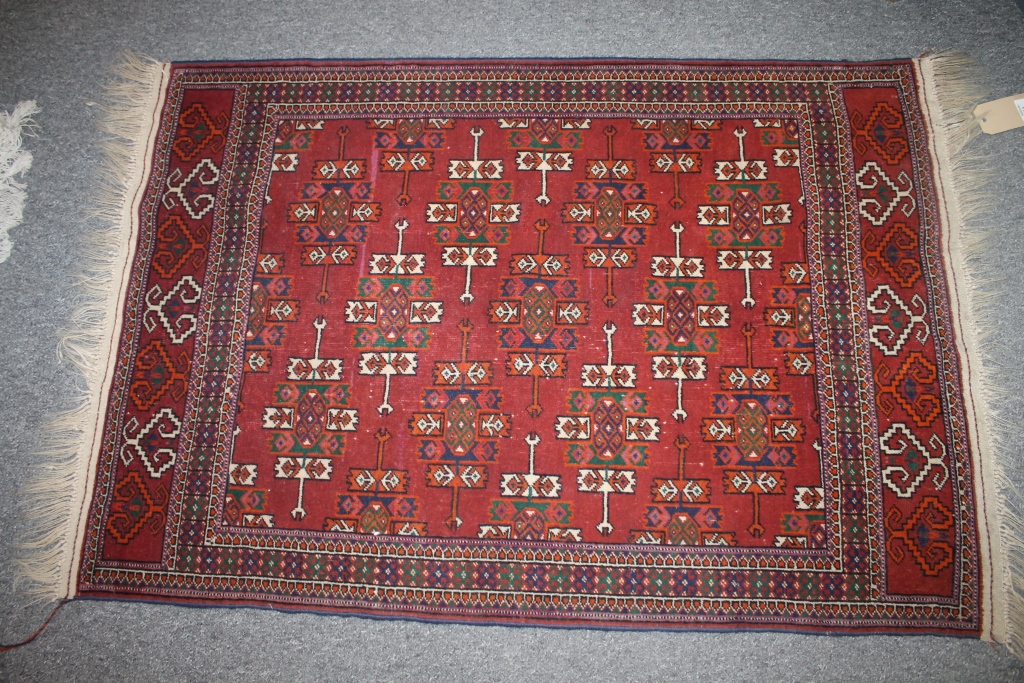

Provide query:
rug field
left=33, top=57, right=1011, bottom=642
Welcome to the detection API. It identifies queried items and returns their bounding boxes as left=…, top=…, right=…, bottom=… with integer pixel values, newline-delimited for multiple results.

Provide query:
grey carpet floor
left=2, top=1, right=1023, bottom=681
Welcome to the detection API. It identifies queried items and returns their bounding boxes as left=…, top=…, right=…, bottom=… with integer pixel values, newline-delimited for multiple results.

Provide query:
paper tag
left=974, top=93, right=1024, bottom=134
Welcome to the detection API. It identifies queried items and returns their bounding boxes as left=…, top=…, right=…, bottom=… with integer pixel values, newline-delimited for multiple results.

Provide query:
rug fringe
left=0, top=99, right=40, bottom=263
left=16, top=53, right=169, bottom=603
left=915, top=52, right=1021, bottom=655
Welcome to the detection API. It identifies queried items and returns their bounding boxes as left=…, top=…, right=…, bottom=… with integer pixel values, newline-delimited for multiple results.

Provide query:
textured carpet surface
left=1, top=1, right=1023, bottom=681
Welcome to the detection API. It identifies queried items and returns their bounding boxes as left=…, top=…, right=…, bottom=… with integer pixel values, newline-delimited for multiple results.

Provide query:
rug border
left=22, top=54, right=1017, bottom=651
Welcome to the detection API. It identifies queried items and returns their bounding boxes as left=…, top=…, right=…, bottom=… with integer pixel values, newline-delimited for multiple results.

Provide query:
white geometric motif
left=577, top=467, right=637, bottom=535
left=867, top=284, right=930, bottom=356
left=442, top=246, right=498, bottom=304
left=499, top=433, right=563, bottom=498
left=651, top=355, right=708, bottom=422
left=286, top=317, right=344, bottom=381
left=717, top=249, right=772, bottom=308
left=516, top=150, right=573, bottom=205
left=713, top=128, right=768, bottom=181
left=856, top=161, right=916, bottom=226
left=580, top=322, right=637, bottom=388
left=880, top=423, right=949, bottom=498
left=120, top=407, right=182, bottom=478
left=162, top=158, right=220, bottom=219
left=358, top=351, right=418, bottom=416
left=650, top=222, right=705, bottom=278
left=143, top=275, right=202, bottom=344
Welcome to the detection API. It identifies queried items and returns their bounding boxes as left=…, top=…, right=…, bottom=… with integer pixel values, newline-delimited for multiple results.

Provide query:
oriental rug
left=29, top=56, right=1016, bottom=645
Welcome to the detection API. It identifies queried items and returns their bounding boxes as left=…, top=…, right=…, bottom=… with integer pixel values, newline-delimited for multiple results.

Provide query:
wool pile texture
left=36, top=58, right=1013, bottom=645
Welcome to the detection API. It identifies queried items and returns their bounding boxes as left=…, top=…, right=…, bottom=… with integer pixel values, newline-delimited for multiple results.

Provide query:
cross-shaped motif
left=586, top=125, right=636, bottom=181
left=557, top=322, right=659, bottom=537
left=287, top=124, right=381, bottom=302
left=721, top=468, right=786, bottom=538
left=637, top=118, right=710, bottom=209
left=312, top=126, right=367, bottom=181
left=287, top=113, right=382, bottom=229
left=514, top=149, right=573, bottom=205
left=650, top=150, right=701, bottom=209
left=717, top=248, right=773, bottom=309
left=489, top=219, right=588, bottom=416
left=652, top=355, right=707, bottom=422
left=480, top=433, right=581, bottom=541
left=352, top=428, right=405, bottom=496
left=652, top=436, right=712, bottom=507
left=430, top=319, right=494, bottom=388
left=288, top=188, right=380, bottom=240
left=583, top=242, right=638, bottom=308
left=303, top=242, right=357, bottom=304
left=713, top=127, right=767, bottom=181
left=325, top=427, right=427, bottom=536
left=725, top=323, right=779, bottom=394
left=372, top=118, right=451, bottom=205
left=263, top=317, right=358, bottom=520
left=502, top=118, right=585, bottom=204
left=411, top=320, right=511, bottom=530
left=350, top=219, right=443, bottom=414
left=565, top=126, right=654, bottom=307
left=580, top=322, right=638, bottom=390
left=698, top=125, right=792, bottom=309
left=640, top=221, right=712, bottom=418
left=651, top=221, right=705, bottom=278
left=577, top=466, right=637, bottom=536
left=358, top=351, right=417, bottom=417
left=428, top=126, right=520, bottom=300
left=366, top=218, right=427, bottom=276
left=630, top=435, right=730, bottom=546
left=633, top=221, right=727, bottom=423
left=701, top=323, right=801, bottom=539
left=500, top=432, right=562, bottom=499
left=450, top=127, right=503, bottom=180
left=273, top=455, right=333, bottom=521
left=287, top=316, right=344, bottom=381
left=442, top=245, right=498, bottom=304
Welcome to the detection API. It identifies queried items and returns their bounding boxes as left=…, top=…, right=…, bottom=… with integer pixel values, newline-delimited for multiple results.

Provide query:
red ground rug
left=35, top=57, right=1015, bottom=643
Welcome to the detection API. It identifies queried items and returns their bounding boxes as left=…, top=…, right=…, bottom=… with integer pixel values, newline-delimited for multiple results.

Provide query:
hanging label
left=974, top=93, right=1024, bottom=134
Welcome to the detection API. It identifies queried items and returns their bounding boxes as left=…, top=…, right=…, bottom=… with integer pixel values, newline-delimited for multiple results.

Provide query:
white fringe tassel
left=0, top=100, right=40, bottom=263
left=17, top=54, right=168, bottom=603
left=916, top=52, right=1022, bottom=655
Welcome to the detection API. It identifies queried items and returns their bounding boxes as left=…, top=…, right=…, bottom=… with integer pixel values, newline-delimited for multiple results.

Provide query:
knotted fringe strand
left=16, top=53, right=168, bottom=604
left=916, top=52, right=1022, bottom=655
left=0, top=100, right=40, bottom=263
